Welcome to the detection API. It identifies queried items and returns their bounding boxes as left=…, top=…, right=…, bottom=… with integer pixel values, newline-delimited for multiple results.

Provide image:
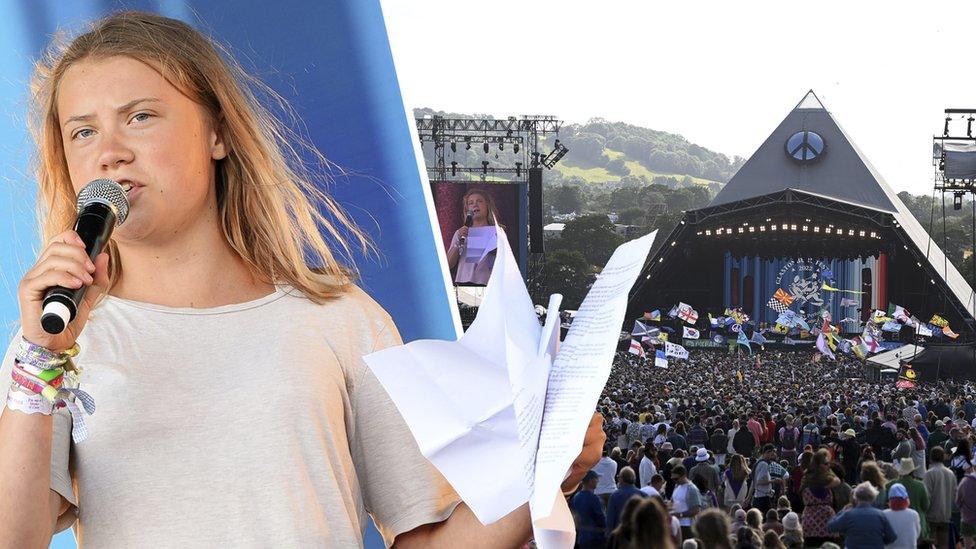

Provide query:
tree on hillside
left=530, top=250, right=594, bottom=310
left=547, top=185, right=584, bottom=215
left=550, top=214, right=625, bottom=267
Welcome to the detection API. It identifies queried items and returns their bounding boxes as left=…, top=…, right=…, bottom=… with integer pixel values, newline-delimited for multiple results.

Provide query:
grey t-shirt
left=0, top=285, right=460, bottom=547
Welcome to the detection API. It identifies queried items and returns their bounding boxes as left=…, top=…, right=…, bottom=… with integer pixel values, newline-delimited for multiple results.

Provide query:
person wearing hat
left=570, top=470, right=607, bottom=549
left=885, top=457, right=931, bottom=539
left=826, top=481, right=897, bottom=548
left=882, top=483, right=921, bottom=549
left=828, top=428, right=860, bottom=485
left=689, top=448, right=720, bottom=498
left=928, top=419, right=949, bottom=451
left=780, top=511, right=804, bottom=549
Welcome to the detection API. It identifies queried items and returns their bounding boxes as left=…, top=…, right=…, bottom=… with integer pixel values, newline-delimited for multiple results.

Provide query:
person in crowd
left=761, top=529, right=785, bottom=549
left=761, top=509, right=783, bottom=535
left=606, top=466, right=647, bottom=534
left=630, top=497, right=678, bottom=549
left=800, top=449, right=841, bottom=546
left=594, top=446, right=619, bottom=508
left=886, top=457, right=931, bottom=539
left=569, top=470, right=606, bottom=549
left=752, top=444, right=779, bottom=515
left=882, top=483, right=921, bottom=549
left=723, top=453, right=752, bottom=510
left=860, top=461, right=890, bottom=509
left=826, top=481, right=897, bottom=548
left=690, top=448, right=721, bottom=504
left=923, top=446, right=957, bottom=548
left=730, top=508, right=747, bottom=532
left=775, top=496, right=792, bottom=521
left=605, top=495, right=644, bottom=549
left=957, top=468, right=976, bottom=549
left=779, top=511, right=804, bottom=548
left=671, top=465, right=703, bottom=542
left=711, top=428, right=729, bottom=467
left=639, top=444, right=658, bottom=489
left=693, top=508, right=733, bottom=549
left=778, top=416, right=800, bottom=462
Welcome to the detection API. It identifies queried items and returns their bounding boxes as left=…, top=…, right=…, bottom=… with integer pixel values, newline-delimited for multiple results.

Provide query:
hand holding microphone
left=459, top=210, right=474, bottom=245
left=18, top=179, right=129, bottom=350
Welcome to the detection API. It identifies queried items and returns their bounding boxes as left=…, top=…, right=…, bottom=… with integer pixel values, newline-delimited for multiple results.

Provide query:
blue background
left=0, top=1, right=457, bottom=547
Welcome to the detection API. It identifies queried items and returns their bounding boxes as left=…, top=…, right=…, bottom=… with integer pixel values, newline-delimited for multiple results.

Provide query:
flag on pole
left=944, top=326, right=959, bottom=338
left=767, top=297, right=789, bottom=314
left=736, top=330, right=752, bottom=355
left=628, top=339, right=645, bottom=357
left=881, top=320, right=903, bottom=333
left=665, top=342, right=689, bottom=359
left=667, top=305, right=679, bottom=318
left=773, top=288, right=794, bottom=306
left=929, top=315, right=949, bottom=328
left=708, top=314, right=719, bottom=329
left=822, top=282, right=864, bottom=294
left=892, top=305, right=911, bottom=323
left=916, top=323, right=934, bottom=337
left=654, top=349, right=668, bottom=368
left=632, top=320, right=652, bottom=337
left=643, top=309, right=661, bottom=322
left=840, top=297, right=859, bottom=307
left=816, top=332, right=836, bottom=359
left=751, top=330, right=768, bottom=345
left=861, top=326, right=880, bottom=353
left=677, top=302, right=699, bottom=324
left=682, top=326, right=700, bottom=340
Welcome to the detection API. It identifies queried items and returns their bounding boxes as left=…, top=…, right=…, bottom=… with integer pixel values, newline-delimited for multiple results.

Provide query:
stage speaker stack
left=529, top=167, right=544, bottom=253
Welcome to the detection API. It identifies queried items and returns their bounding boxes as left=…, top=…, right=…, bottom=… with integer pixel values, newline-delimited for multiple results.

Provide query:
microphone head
left=76, top=179, right=130, bottom=226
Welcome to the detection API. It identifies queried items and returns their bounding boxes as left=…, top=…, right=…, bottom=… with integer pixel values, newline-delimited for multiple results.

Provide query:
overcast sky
left=381, top=1, right=976, bottom=194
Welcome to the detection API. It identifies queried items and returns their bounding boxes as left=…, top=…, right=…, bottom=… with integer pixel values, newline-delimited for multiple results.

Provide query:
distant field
left=551, top=149, right=718, bottom=186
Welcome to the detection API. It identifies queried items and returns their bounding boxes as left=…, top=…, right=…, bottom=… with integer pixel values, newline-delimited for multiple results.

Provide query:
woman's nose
left=96, top=131, right=135, bottom=170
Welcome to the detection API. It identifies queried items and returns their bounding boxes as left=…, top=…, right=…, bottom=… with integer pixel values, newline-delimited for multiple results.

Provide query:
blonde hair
left=29, top=11, right=369, bottom=303
left=460, top=188, right=503, bottom=228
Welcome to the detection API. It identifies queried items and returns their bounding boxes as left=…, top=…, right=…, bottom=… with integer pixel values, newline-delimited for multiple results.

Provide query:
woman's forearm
left=0, top=410, right=60, bottom=549
left=395, top=502, right=532, bottom=549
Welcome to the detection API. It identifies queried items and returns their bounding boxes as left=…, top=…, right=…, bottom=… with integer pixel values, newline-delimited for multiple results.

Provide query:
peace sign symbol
left=786, top=131, right=825, bottom=163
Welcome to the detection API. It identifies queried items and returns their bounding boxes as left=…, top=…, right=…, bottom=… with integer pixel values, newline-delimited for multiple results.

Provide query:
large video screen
left=431, top=181, right=521, bottom=286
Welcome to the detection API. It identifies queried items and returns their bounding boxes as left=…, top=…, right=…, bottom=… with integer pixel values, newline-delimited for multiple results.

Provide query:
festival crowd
left=566, top=349, right=976, bottom=549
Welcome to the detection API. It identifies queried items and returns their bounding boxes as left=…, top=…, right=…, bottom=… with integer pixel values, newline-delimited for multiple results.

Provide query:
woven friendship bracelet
left=13, top=360, right=64, bottom=382
left=6, top=385, right=54, bottom=415
left=11, top=367, right=64, bottom=394
left=16, top=338, right=79, bottom=370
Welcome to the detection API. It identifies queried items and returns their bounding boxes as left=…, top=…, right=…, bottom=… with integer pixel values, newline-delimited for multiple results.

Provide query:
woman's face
left=57, top=56, right=226, bottom=244
left=465, top=193, right=488, bottom=222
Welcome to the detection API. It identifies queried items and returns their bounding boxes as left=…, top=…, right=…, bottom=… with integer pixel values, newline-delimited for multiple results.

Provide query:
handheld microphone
left=460, top=210, right=473, bottom=245
left=40, top=179, right=130, bottom=335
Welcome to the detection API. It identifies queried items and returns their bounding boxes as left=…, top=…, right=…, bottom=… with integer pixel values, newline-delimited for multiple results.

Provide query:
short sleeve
left=349, top=320, right=461, bottom=547
left=0, top=331, right=77, bottom=531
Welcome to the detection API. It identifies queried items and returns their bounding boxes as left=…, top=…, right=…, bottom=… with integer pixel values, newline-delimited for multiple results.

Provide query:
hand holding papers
left=364, top=226, right=656, bottom=547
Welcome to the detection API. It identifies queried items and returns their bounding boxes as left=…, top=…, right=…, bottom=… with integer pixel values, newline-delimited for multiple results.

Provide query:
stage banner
left=723, top=254, right=886, bottom=331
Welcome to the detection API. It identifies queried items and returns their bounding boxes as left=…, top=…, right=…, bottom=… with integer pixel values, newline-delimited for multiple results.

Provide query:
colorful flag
left=840, top=297, right=859, bottom=307
left=851, top=336, right=867, bottom=359
left=929, top=315, right=949, bottom=328
left=665, top=342, right=689, bottom=359
left=944, top=326, right=959, bottom=339
left=632, top=320, right=652, bottom=337
left=816, top=332, right=836, bottom=360
left=736, top=330, right=752, bottom=355
left=822, top=282, right=864, bottom=294
left=628, top=339, right=645, bottom=357
left=772, top=323, right=789, bottom=334
left=917, top=323, right=934, bottom=337
left=892, top=305, right=911, bottom=323
left=667, top=305, right=679, bottom=318
left=645, top=309, right=662, bottom=322
left=654, top=349, right=668, bottom=368
left=773, top=288, right=794, bottom=306
left=861, top=326, right=880, bottom=353
left=712, top=334, right=727, bottom=345
left=677, top=302, right=699, bottom=324
left=682, top=326, right=700, bottom=340
left=708, top=314, right=719, bottom=329
left=896, top=363, right=918, bottom=389
left=767, top=297, right=789, bottom=314
left=881, top=320, right=903, bottom=333
left=872, top=310, right=892, bottom=324
left=657, top=332, right=669, bottom=343
left=751, top=330, right=768, bottom=345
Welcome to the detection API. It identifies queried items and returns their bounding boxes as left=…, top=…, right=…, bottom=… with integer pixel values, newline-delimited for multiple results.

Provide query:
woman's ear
left=210, top=114, right=229, bottom=160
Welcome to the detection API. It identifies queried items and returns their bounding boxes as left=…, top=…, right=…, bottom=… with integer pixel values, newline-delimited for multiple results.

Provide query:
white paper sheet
left=364, top=226, right=657, bottom=547
left=464, top=225, right=497, bottom=264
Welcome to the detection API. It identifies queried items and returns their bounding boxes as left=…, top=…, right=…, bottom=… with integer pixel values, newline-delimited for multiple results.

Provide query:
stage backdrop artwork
left=0, top=2, right=452, bottom=548
left=724, top=253, right=887, bottom=329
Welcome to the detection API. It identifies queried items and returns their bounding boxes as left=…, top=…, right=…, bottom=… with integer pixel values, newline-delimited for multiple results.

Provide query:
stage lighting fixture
left=513, top=143, right=520, bottom=154
left=658, top=257, right=664, bottom=262
left=738, top=227, right=745, bottom=233
left=917, top=261, right=922, bottom=267
left=451, top=161, right=458, bottom=176
left=790, top=224, right=797, bottom=230
left=680, top=220, right=686, bottom=225
left=483, top=142, right=489, bottom=154
left=749, top=226, right=755, bottom=233
left=954, top=192, right=964, bottom=210
left=945, top=116, right=952, bottom=137
left=451, top=142, right=456, bottom=153
left=870, top=232, right=877, bottom=238
left=727, top=227, right=732, bottom=234
left=771, top=225, right=777, bottom=231
left=671, top=241, right=677, bottom=246
left=515, top=162, right=522, bottom=177
left=848, top=229, right=854, bottom=236
left=716, top=229, right=723, bottom=235
left=499, top=142, right=504, bottom=151
left=482, top=160, right=489, bottom=174
left=705, top=230, right=712, bottom=235
left=826, top=228, right=832, bottom=233
left=781, top=224, right=788, bottom=230
left=814, top=226, right=820, bottom=233
left=760, top=226, right=766, bottom=232
left=802, top=225, right=808, bottom=231
left=465, top=137, right=472, bottom=150
left=859, top=230, right=865, bottom=237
